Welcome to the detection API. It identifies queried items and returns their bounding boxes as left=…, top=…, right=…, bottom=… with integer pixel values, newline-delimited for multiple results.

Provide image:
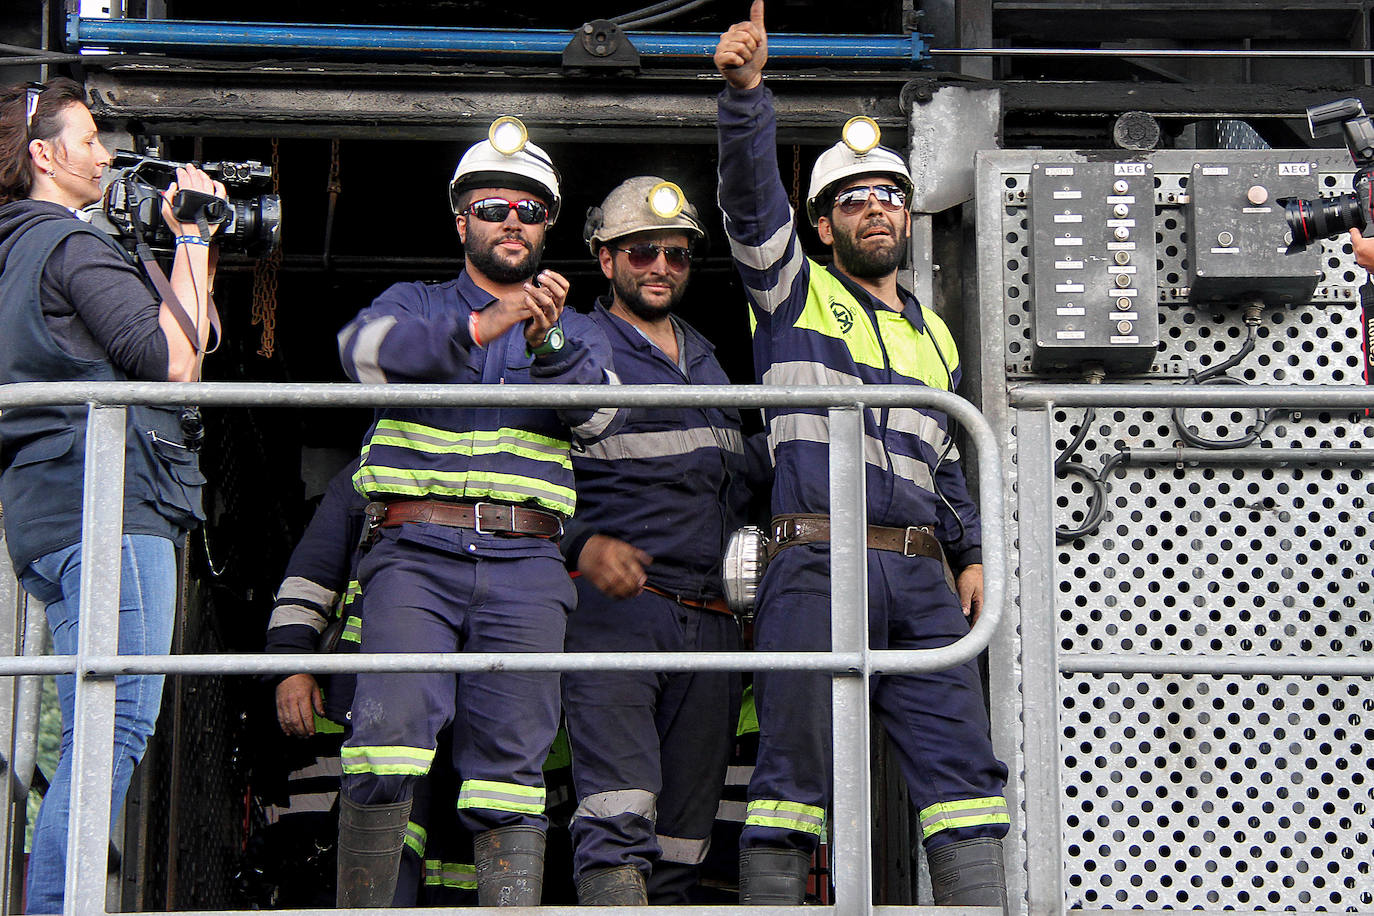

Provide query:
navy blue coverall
left=336, top=269, right=624, bottom=837
left=717, top=83, right=1010, bottom=856
left=264, top=461, right=476, bottom=905
left=559, top=299, right=758, bottom=901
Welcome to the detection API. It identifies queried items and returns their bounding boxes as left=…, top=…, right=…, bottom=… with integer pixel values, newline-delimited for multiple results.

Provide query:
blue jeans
left=19, top=535, right=177, bottom=915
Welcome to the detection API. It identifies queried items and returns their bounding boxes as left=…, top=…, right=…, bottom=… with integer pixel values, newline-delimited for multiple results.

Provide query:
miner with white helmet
left=557, top=175, right=763, bottom=904
left=335, top=118, right=625, bottom=908
left=715, top=1, right=1010, bottom=908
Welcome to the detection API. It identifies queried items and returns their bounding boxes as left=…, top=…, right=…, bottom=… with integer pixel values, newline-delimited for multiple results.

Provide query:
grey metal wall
left=974, top=148, right=1373, bottom=914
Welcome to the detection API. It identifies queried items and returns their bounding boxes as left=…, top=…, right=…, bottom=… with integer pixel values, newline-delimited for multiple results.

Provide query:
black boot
left=928, top=837, right=1008, bottom=913
left=738, top=848, right=810, bottom=905
left=336, top=796, right=412, bottom=907
left=474, top=825, right=546, bottom=906
left=577, top=864, right=648, bottom=905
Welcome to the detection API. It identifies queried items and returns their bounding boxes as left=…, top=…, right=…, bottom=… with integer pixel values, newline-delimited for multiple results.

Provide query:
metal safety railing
left=0, top=380, right=1005, bottom=916
left=1008, top=381, right=1374, bottom=916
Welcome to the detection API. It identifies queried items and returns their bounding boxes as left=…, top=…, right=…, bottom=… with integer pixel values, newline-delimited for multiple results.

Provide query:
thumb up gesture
left=714, top=0, right=768, bottom=91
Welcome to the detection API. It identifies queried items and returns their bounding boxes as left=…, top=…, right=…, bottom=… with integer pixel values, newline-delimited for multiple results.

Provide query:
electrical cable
left=1171, top=319, right=1279, bottom=449
left=608, top=0, right=687, bottom=24
left=618, top=0, right=716, bottom=29
left=1055, top=450, right=1128, bottom=543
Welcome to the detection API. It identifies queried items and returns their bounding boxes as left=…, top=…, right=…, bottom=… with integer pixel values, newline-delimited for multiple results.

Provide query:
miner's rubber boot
left=474, top=825, right=546, bottom=906
left=577, top=863, right=648, bottom=905
left=928, top=837, right=1008, bottom=914
left=738, top=847, right=810, bottom=905
left=336, top=796, right=412, bottom=907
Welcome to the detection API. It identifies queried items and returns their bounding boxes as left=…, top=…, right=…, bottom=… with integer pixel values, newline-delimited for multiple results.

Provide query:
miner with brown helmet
left=557, top=175, right=763, bottom=905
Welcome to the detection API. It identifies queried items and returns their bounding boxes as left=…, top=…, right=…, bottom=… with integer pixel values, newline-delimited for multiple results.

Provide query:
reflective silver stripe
left=725, top=766, right=754, bottom=785
left=728, top=214, right=795, bottom=271
left=769, top=412, right=936, bottom=493
left=349, top=315, right=398, bottom=384
left=276, top=575, right=339, bottom=609
left=268, top=790, right=338, bottom=817
left=716, top=799, right=747, bottom=823
left=569, top=369, right=622, bottom=441
left=887, top=407, right=956, bottom=457
left=289, top=757, right=342, bottom=781
left=725, top=212, right=806, bottom=316
left=733, top=237, right=807, bottom=317
left=267, top=603, right=329, bottom=632
left=762, top=360, right=861, bottom=387
left=572, top=788, right=657, bottom=823
left=581, top=425, right=744, bottom=462
left=657, top=833, right=710, bottom=865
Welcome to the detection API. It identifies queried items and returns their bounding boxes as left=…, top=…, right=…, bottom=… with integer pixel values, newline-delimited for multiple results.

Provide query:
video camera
left=100, top=150, right=282, bottom=256
left=1279, top=98, right=1374, bottom=255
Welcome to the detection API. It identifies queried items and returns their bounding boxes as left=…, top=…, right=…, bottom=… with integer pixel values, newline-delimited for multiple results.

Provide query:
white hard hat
left=805, top=140, right=915, bottom=227
left=583, top=176, right=706, bottom=255
left=448, top=117, right=562, bottom=224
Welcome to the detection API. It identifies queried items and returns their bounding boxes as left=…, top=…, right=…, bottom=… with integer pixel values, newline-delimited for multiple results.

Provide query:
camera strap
left=127, top=197, right=221, bottom=358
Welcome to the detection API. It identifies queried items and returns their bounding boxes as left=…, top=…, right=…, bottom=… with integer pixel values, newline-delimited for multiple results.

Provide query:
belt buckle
left=773, top=517, right=797, bottom=545
left=903, top=525, right=930, bottom=557
left=473, top=501, right=499, bottom=535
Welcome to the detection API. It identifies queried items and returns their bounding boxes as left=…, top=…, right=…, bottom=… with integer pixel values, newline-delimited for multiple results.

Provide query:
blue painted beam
left=66, top=16, right=930, bottom=65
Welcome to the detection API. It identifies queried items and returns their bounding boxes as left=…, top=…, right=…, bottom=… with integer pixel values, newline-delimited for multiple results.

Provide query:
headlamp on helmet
left=488, top=116, right=529, bottom=156
left=448, top=116, right=562, bottom=224
left=804, top=117, right=915, bottom=227
left=841, top=116, right=881, bottom=154
left=583, top=175, right=707, bottom=256
left=648, top=181, right=686, bottom=219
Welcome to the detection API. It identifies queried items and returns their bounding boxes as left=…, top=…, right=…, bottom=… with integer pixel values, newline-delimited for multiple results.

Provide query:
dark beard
left=831, top=223, right=906, bottom=279
left=612, top=271, right=686, bottom=320
left=466, top=233, right=543, bottom=283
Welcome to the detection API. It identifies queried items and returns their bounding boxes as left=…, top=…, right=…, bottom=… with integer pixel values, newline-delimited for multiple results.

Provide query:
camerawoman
left=0, top=77, right=230, bottom=913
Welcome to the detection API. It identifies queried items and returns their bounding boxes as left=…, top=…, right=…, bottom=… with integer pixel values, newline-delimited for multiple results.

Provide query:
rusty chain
left=250, top=138, right=282, bottom=359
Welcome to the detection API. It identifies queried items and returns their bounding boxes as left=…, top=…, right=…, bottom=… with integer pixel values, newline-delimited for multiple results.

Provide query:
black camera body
left=1280, top=98, right=1374, bottom=254
left=100, top=150, right=282, bottom=255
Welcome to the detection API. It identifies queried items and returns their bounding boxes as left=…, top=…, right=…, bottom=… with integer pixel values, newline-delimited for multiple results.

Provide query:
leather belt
left=768, top=513, right=942, bottom=561
left=643, top=583, right=734, bottom=617
left=371, top=499, right=563, bottom=538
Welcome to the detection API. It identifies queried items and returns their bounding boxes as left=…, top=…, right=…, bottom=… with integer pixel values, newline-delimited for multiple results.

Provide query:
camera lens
left=1281, top=192, right=1366, bottom=254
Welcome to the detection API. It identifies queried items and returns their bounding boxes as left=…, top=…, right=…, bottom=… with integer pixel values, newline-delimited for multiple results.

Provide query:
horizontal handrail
left=0, top=380, right=984, bottom=413
left=1010, top=382, right=1374, bottom=409
left=0, top=380, right=1006, bottom=676
left=1060, top=653, right=1374, bottom=677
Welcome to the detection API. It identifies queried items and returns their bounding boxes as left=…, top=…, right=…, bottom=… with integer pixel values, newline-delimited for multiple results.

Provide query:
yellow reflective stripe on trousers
left=425, top=860, right=477, bottom=889
left=341, top=614, right=362, bottom=644
left=340, top=744, right=435, bottom=776
left=918, top=796, right=1011, bottom=840
left=352, top=465, right=575, bottom=515
left=404, top=821, right=427, bottom=856
left=744, top=799, right=826, bottom=836
left=370, top=420, right=571, bottom=466
left=457, top=778, right=546, bottom=815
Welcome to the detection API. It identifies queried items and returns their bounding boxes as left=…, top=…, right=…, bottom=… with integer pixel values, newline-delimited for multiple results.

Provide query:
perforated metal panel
left=974, top=149, right=1374, bottom=913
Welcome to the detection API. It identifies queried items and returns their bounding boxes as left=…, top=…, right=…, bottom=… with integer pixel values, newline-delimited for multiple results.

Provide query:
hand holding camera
left=161, top=165, right=228, bottom=242
left=101, top=150, right=281, bottom=255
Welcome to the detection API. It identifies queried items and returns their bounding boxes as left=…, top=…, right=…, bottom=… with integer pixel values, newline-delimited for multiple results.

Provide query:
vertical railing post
left=828, top=405, right=871, bottom=914
left=0, top=526, right=22, bottom=914
left=1015, top=407, right=1063, bottom=916
left=65, top=405, right=126, bottom=916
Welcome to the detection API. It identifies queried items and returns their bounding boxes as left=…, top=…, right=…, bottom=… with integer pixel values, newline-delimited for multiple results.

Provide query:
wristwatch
left=528, top=323, right=566, bottom=357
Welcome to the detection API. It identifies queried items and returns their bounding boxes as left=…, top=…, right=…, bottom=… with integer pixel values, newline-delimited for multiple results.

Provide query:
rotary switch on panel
left=1028, top=161, right=1159, bottom=373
